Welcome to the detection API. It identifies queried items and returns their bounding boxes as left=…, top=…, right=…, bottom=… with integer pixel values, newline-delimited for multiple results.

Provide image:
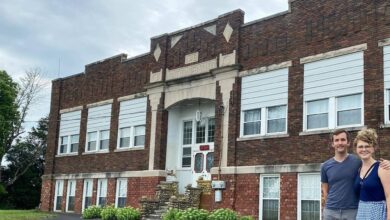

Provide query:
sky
left=0, top=0, right=288, bottom=130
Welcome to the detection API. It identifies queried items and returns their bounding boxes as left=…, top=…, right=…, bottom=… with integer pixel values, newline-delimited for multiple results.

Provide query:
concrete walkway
left=47, top=213, right=82, bottom=220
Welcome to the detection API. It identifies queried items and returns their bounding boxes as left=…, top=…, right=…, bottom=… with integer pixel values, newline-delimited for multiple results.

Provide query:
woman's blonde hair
left=353, top=128, right=378, bottom=149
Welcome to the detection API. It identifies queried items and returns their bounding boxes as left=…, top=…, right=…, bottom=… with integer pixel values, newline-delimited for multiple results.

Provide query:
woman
left=353, top=129, right=390, bottom=220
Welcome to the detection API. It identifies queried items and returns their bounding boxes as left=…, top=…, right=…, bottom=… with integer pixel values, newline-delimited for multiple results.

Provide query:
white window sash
left=54, top=180, right=64, bottom=211
left=82, top=179, right=93, bottom=211
left=297, top=173, right=321, bottom=220
left=96, top=179, right=107, bottom=206
left=259, top=174, right=280, bottom=220
left=66, top=180, right=76, bottom=212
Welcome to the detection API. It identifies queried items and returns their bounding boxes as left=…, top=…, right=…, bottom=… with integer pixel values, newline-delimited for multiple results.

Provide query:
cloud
left=0, top=0, right=288, bottom=129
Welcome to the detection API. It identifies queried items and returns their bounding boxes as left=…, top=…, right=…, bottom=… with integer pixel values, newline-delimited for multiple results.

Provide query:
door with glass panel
left=66, top=180, right=76, bottom=212
left=192, top=118, right=215, bottom=186
left=83, top=179, right=93, bottom=211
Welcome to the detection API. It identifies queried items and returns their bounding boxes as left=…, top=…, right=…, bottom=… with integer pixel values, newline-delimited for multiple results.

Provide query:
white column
left=147, top=86, right=164, bottom=170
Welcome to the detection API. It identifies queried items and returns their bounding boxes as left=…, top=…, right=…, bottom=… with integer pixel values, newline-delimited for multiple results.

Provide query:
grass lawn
left=0, top=210, right=56, bottom=220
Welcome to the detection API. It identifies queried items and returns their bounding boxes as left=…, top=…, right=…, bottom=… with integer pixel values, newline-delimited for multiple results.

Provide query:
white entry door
left=180, top=117, right=215, bottom=186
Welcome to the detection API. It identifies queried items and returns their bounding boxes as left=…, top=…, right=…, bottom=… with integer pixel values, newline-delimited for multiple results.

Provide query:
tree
left=0, top=70, right=19, bottom=161
left=0, top=68, right=44, bottom=169
left=1, top=116, right=47, bottom=208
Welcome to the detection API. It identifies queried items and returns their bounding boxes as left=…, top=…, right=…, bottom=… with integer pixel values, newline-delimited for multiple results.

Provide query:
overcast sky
left=0, top=0, right=288, bottom=129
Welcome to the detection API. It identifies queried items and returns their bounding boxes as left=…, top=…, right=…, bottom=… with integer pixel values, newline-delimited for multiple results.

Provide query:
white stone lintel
left=379, top=38, right=390, bottom=47
left=59, top=105, right=83, bottom=114
left=86, top=99, right=114, bottom=108
left=210, top=163, right=321, bottom=175
left=118, top=92, right=147, bottom=102
left=300, top=43, right=367, bottom=64
left=239, top=61, right=292, bottom=77
left=45, top=170, right=167, bottom=180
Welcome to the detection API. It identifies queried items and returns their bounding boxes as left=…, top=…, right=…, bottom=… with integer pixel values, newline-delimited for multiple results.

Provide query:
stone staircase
left=140, top=181, right=203, bottom=220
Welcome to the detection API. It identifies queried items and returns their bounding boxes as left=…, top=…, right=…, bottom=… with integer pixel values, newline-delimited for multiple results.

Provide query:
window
left=83, top=179, right=93, bottom=211
left=196, top=121, right=206, bottom=144
left=117, top=97, right=147, bottom=149
left=66, top=180, right=76, bottom=212
left=54, top=180, right=64, bottom=211
left=87, top=132, right=97, bottom=151
left=242, top=106, right=287, bottom=137
left=207, top=118, right=215, bottom=142
left=58, top=110, right=81, bottom=155
left=243, top=109, right=261, bottom=136
left=384, top=45, right=390, bottom=123
left=303, top=51, right=364, bottom=131
left=182, top=121, right=192, bottom=168
left=100, top=130, right=109, bottom=150
left=183, top=121, right=192, bottom=145
left=182, top=147, right=192, bottom=168
left=306, top=99, right=328, bottom=130
left=337, top=94, right=361, bottom=126
left=134, top=125, right=145, bottom=146
left=70, top=135, right=79, bottom=153
left=387, top=89, right=390, bottom=123
left=260, top=175, right=280, bottom=220
left=97, top=179, right=107, bottom=207
left=86, top=130, right=110, bottom=152
left=60, top=136, right=68, bottom=154
left=119, top=127, right=131, bottom=148
left=116, top=178, right=127, bottom=208
left=86, top=104, right=112, bottom=152
left=267, top=106, right=287, bottom=133
left=298, top=174, right=321, bottom=220
left=305, top=94, right=362, bottom=130
left=241, top=68, right=288, bottom=137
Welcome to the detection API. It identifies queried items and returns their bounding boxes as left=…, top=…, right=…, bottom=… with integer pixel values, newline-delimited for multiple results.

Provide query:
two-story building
left=40, top=0, right=390, bottom=219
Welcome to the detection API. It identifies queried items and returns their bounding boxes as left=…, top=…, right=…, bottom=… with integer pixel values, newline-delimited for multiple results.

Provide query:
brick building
left=40, top=0, right=390, bottom=219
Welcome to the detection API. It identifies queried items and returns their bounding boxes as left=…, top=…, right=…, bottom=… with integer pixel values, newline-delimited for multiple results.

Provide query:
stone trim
left=59, top=106, right=83, bottom=114
left=300, top=43, right=367, bottom=64
left=149, top=69, right=163, bottom=83
left=86, top=99, right=114, bottom=108
left=185, top=52, right=199, bottom=64
left=237, top=133, right=289, bottom=141
left=166, top=58, right=217, bottom=81
left=117, top=92, right=147, bottom=102
left=114, top=147, right=145, bottom=152
left=299, top=126, right=366, bottom=136
left=210, top=163, right=321, bottom=175
left=379, top=38, right=390, bottom=47
left=42, top=170, right=167, bottom=180
left=55, top=153, right=78, bottom=157
left=219, top=50, right=236, bottom=67
left=239, top=61, right=292, bottom=77
left=81, top=150, right=109, bottom=155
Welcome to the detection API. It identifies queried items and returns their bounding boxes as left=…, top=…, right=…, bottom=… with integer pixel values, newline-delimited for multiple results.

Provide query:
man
left=321, top=129, right=389, bottom=220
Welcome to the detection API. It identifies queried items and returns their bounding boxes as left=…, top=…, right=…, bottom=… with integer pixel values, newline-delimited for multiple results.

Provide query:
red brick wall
left=280, top=173, right=298, bottom=220
left=74, top=179, right=84, bottom=213
left=107, top=178, right=116, bottom=206
left=40, top=178, right=53, bottom=211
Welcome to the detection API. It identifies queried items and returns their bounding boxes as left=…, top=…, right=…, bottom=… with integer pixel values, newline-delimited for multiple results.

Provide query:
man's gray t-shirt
left=321, top=154, right=361, bottom=210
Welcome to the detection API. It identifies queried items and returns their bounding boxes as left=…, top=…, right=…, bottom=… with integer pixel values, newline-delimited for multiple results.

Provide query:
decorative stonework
left=153, top=44, right=161, bottom=62
left=204, top=25, right=216, bottom=35
left=219, top=50, right=236, bottom=67
left=184, top=52, right=199, bottom=64
left=196, top=180, right=212, bottom=195
left=166, top=58, right=217, bottom=81
left=171, top=35, right=183, bottom=48
left=150, top=69, right=163, bottom=83
left=223, top=22, right=233, bottom=42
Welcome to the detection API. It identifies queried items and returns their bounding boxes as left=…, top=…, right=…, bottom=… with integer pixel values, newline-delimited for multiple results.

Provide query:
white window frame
left=82, top=179, right=93, bottom=211
left=96, top=179, right=107, bottom=207
left=115, top=178, right=127, bottom=208
left=385, top=89, right=390, bottom=124
left=54, top=180, right=64, bottom=212
left=58, top=134, right=79, bottom=155
left=304, top=93, right=364, bottom=131
left=240, top=105, right=288, bottom=137
left=259, top=174, right=280, bottom=220
left=85, top=130, right=110, bottom=152
left=116, top=125, right=145, bottom=149
left=66, top=180, right=76, bottom=212
left=297, top=173, right=321, bottom=220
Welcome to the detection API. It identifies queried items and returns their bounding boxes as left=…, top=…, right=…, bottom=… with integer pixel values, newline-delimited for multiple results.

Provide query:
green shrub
left=101, top=205, right=117, bottom=220
left=162, top=208, right=179, bottom=220
left=208, top=208, right=237, bottom=220
left=82, top=205, right=103, bottom=219
left=115, top=207, right=141, bottom=220
left=239, top=216, right=254, bottom=220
